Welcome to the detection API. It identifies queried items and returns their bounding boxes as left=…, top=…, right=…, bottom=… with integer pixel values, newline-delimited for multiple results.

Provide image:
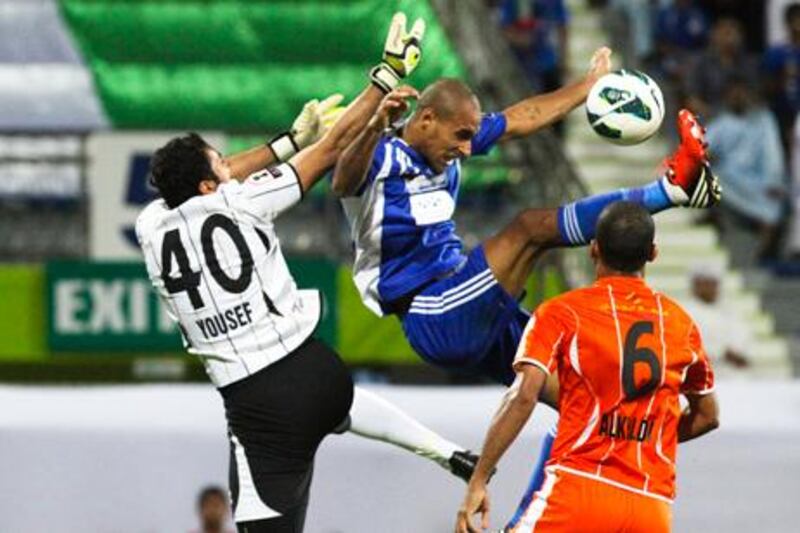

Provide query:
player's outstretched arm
left=499, top=46, right=612, bottom=141
left=289, top=12, right=425, bottom=194
left=287, top=85, right=384, bottom=193
left=331, top=86, right=418, bottom=197
left=455, top=365, right=546, bottom=533
left=678, top=391, right=720, bottom=443
left=226, top=94, right=344, bottom=181
left=226, top=144, right=279, bottom=182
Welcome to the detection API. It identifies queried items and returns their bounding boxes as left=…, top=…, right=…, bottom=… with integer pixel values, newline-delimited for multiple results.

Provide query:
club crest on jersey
left=248, top=166, right=282, bottom=182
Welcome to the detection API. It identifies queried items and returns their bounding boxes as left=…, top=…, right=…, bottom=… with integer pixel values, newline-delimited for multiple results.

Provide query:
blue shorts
left=400, top=246, right=530, bottom=385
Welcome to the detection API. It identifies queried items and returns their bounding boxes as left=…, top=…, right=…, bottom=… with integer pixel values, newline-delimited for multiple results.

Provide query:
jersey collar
left=391, top=136, right=435, bottom=177
left=594, top=276, right=648, bottom=290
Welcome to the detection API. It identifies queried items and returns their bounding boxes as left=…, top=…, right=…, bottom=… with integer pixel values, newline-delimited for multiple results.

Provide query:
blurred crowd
left=490, top=0, right=800, bottom=272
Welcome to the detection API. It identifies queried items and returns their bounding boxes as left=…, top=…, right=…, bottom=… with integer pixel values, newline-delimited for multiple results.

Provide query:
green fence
left=47, top=262, right=181, bottom=351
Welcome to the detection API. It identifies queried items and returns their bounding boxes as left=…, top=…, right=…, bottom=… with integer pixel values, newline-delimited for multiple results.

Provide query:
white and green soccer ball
left=586, top=69, right=665, bottom=146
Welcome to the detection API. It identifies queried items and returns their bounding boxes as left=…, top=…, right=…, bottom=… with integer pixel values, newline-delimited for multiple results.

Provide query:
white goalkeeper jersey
left=135, top=164, right=321, bottom=388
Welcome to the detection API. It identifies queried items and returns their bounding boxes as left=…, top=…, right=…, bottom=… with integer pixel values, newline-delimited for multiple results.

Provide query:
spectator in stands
left=686, top=17, right=758, bottom=119
left=683, top=265, right=750, bottom=368
left=707, top=74, right=787, bottom=267
left=784, top=113, right=800, bottom=259
left=498, top=0, right=570, bottom=135
left=653, top=0, right=709, bottom=138
left=654, top=0, right=710, bottom=80
left=764, top=2, right=800, bottom=151
left=190, top=485, right=233, bottom=533
left=698, top=0, right=766, bottom=52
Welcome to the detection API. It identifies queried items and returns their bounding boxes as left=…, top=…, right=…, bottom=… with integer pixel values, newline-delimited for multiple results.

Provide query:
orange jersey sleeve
left=681, top=322, right=715, bottom=395
left=513, top=300, right=575, bottom=376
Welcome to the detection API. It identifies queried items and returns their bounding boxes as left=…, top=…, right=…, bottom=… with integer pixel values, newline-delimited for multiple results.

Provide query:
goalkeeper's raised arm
left=226, top=93, right=343, bottom=181
left=288, top=11, right=426, bottom=194
left=224, top=11, right=425, bottom=188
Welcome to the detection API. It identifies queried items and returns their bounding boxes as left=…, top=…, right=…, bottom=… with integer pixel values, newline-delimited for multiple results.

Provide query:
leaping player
left=331, top=46, right=719, bottom=504
left=456, top=201, right=720, bottom=532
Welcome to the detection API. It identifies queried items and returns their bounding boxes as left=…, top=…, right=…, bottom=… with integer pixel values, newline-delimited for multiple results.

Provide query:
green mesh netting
left=59, top=0, right=466, bottom=130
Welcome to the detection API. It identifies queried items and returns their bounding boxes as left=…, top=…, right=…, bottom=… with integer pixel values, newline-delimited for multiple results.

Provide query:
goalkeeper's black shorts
left=219, top=337, right=353, bottom=531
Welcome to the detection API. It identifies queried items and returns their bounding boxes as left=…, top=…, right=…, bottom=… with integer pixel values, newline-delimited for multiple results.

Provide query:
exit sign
left=45, top=258, right=338, bottom=353
left=47, top=262, right=182, bottom=351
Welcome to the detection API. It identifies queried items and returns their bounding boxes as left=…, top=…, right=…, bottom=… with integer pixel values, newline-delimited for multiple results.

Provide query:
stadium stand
left=0, top=134, right=86, bottom=259
left=0, top=0, right=105, bottom=260
left=0, top=0, right=106, bottom=130
left=564, top=0, right=792, bottom=377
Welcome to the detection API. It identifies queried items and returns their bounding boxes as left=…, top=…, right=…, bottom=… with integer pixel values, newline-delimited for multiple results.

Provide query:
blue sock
left=506, top=423, right=557, bottom=529
left=557, top=180, right=671, bottom=246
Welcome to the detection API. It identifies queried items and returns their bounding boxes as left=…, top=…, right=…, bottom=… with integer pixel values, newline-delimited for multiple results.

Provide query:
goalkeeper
left=141, top=13, right=480, bottom=532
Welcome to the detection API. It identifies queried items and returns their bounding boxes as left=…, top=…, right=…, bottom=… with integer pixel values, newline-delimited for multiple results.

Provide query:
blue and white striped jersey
left=341, top=112, right=507, bottom=316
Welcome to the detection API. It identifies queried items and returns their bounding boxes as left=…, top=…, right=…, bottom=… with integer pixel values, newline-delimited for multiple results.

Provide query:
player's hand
left=369, top=85, right=419, bottom=131
left=292, top=93, right=345, bottom=149
left=269, top=94, right=345, bottom=161
left=586, top=46, right=612, bottom=83
left=383, top=12, right=425, bottom=78
left=370, top=12, right=426, bottom=93
left=455, top=482, right=490, bottom=533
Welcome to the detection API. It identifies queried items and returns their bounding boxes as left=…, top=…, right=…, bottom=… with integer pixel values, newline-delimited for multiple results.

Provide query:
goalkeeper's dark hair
left=417, top=78, right=479, bottom=119
left=149, top=133, right=215, bottom=209
left=595, top=201, right=655, bottom=273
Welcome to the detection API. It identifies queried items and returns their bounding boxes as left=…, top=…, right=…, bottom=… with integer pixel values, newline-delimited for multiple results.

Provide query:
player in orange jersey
left=455, top=201, right=720, bottom=533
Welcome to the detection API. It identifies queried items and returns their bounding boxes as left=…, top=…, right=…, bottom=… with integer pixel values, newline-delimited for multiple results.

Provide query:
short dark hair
left=149, top=133, right=215, bottom=209
left=595, top=201, right=655, bottom=273
left=417, top=78, right=479, bottom=119
left=197, top=485, right=227, bottom=509
left=785, top=3, right=800, bottom=24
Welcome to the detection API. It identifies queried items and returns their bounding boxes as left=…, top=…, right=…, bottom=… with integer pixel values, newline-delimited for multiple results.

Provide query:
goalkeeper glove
left=370, top=12, right=425, bottom=94
left=268, top=93, right=345, bottom=161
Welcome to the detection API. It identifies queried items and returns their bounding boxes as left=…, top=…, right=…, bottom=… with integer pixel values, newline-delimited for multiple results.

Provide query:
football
left=586, top=69, right=665, bottom=145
